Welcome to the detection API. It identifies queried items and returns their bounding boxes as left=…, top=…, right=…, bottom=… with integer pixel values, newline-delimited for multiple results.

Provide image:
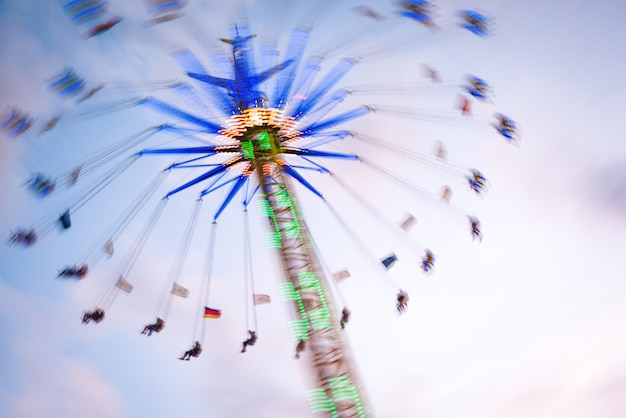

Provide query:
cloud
left=6, top=353, right=127, bottom=418
left=481, top=303, right=626, bottom=418
left=0, top=280, right=128, bottom=418
left=586, top=159, right=626, bottom=220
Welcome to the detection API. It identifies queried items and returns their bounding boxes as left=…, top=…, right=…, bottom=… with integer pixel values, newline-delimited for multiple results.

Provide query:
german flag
left=204, top=307, right=221, bottom=318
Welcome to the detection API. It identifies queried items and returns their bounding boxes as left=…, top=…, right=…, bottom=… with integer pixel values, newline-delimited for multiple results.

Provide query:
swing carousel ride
left=2, top=0, right=519, bottom=416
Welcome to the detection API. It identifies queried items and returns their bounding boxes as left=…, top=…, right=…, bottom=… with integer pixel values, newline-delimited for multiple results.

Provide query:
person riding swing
left=141, top=317, right=165, bottom=336
left=179, top=341, right=202, bottom=360
left=340, top=307, right=351, bottom=330
left=241, top=330, right=258, bottom=353
left=58, top=264, right=89, bottom=279
left=421, top=250, right=435, bottom=273
left=396, top=290, right=409, bottom=313
left=295, top=340, right=306, bottom=359
left=82, top=308, right=105, bottom=324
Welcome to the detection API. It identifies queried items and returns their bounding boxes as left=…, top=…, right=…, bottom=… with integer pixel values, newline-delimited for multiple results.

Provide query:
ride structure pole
left=248, top=131, right=368, bottom=417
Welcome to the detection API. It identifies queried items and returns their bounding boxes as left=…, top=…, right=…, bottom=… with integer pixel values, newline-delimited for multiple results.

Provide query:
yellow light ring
left=220, top=108, right=303, bottom=144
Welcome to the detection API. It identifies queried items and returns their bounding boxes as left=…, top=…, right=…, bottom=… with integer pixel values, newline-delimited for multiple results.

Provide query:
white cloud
left=0, top=280, right=128, bottom=418
left=482, top=303, right=626, bottom=418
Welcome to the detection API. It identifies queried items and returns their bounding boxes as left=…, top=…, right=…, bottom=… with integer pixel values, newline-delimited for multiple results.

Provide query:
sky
left=1, top=0, right=626, bottom=417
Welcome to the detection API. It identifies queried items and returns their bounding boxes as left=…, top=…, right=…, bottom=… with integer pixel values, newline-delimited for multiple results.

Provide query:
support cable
left=350, top=23, right=460, bottom=63
left=93, top=198, right=168, bottom=313
left=351, top=131, right=469, bottom=176
left=371, top=104, right=492, bottom=129
left=329, top=171, right=425, bottom=256
left=324, top=200, right=399, bottom=295
left=77, top=169, right=170, bottom=270
left=303, top=219, right=347, bottom=309
left=48, top=126, right=160, bottom=184
left=33, top=155, right=139, bottom=241
left=64, top=97, right=145, bottom=122
left=243, top=207, right=259, bottom=332
left=295, top=0, right=342, bottom=30
left=344, top=80, right=461, bottom=95
left=196, top=221, right=218, bottom=345
left=361, top=158, right=468, bottom=225
left=159, top=198, right=203, bottom=320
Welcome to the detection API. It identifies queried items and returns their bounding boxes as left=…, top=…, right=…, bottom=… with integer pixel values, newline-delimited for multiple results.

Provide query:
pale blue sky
left=2, top=1, right=626, bottom=417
